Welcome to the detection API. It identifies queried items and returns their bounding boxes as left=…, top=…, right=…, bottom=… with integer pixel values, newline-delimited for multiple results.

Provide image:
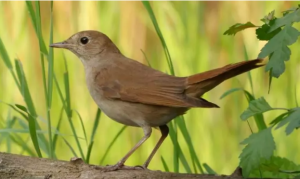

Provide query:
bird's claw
left=103, top=162, right=124, bottom=172
left=102, top=163, right=148, bottom=172
left=133, top=165, right=148, bottom=170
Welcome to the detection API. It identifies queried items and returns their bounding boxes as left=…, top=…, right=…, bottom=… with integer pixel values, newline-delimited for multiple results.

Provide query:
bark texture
left=0, top=152, right=245, bottom=179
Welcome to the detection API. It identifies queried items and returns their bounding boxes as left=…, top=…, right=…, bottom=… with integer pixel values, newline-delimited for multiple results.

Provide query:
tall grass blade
left=2, top=115, right=17, bottom=153
left=168, top=123, right=179, bottom=172
left=63, top=70, right=85, bottom=161
left=295, top=84, right=299, bottom=107
left=25, top=1, right=37, bottom=34
left=52, top=107, right=64, bottom=155
left=86, top=108, right=101, bottom=164
left=46, top=0, right=54, bottom=158
left=161, top=156, right=170, bottom=172
left=10, top=134, right=37, bottom=156
left=15, top=59, right=42, bottom=157
left=53, top=70, right=82, bottom=159
left=220, top=88, right=267, bottom=131
left=0, top=38, right=20, bottom=90
left=142, top=2, right=192, bottom=172
left=0, top=102, right=28, bottom=120
left=25, top=1, right=54, bottom=157
left=141, top=49, right=152, bottom=68
left=203, top=163, right=217, bottom=174
left=177, top=116, right=203, bottom=173
left=243, top=45, right=254, bottom=96
left=86, top=141, right=94, bottom=164
left=62, top=137, right=78, bottom=157
left=0, top=38, right=12, bottom=70
left=64, top=72, right=72, bottom=118
left=243, top=90, right=267, bottom=131
left=34, top=1, right=48, bottom=55
left=99, top=126, right=126, bottom=164
left=74, top=110, right=88, bottom=145
left=169, top=122, right=192, bottom=173
left=142, top=1, right=174, bottom=75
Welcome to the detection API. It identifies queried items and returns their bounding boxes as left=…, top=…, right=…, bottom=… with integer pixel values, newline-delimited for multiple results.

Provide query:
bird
left=50, top=30, right=265, bottom=171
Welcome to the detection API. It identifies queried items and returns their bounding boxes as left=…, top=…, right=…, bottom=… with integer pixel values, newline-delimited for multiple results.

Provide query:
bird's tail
left=185, top=59, right=266, bottom=99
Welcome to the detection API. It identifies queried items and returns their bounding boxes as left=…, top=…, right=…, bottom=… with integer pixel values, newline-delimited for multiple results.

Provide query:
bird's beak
left=50, top=41, right=70, bottom=49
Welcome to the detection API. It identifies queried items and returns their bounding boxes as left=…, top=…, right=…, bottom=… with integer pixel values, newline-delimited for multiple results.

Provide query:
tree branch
left=0, top=152, right=244, bottom=179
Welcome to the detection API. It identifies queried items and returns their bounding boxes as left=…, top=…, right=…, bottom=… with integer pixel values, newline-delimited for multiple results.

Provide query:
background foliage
left=0, top=1, right=299, bottom=176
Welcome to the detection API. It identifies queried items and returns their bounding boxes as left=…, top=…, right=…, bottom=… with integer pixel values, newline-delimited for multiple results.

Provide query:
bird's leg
left=104, top=126, right=152, bottom=172
left=140, top=125, right=169, bottom=169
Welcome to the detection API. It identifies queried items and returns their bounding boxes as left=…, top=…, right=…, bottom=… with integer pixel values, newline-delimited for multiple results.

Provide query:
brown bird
left=50, top=30, right=265, bottom=171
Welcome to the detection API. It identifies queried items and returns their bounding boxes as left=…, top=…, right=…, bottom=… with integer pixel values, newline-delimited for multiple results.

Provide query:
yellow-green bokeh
left=0, top=1, right=299, bottom=175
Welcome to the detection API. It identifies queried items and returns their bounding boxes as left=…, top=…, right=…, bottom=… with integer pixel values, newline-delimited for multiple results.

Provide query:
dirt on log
left=0, top=152, right=245, bottom=179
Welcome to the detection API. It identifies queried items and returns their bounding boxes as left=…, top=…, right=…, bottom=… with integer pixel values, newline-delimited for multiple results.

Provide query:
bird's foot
left=102, top=162, right=124, bottom=172
left=102, top=163, right=147, bottom=172
left=133, top=164, right=148, bottom=170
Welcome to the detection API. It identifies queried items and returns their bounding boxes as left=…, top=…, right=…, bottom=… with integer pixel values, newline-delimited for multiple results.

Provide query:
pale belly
left=90, top=93, right=188, bottom=127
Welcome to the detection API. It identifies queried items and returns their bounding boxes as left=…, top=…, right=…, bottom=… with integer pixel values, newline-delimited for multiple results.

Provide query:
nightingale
left=50, top=30, right=265, bottom=171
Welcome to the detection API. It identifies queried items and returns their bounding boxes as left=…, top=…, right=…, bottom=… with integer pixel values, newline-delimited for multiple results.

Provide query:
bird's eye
left=80, top=37, right=89, bottom=45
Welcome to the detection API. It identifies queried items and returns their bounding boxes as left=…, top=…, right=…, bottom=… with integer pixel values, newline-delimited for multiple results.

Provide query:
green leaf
left=241, top=97, right=272, bottom=120
left=276, top=108, right=300, bottom=135
left=249, top=156, right=300, bottom=178
left=269, top=112, right=289, bottom=126
left=243, top=90, right=268, bottom=131
left=261, top=10, right=276, bottom=25
left=239, top=128, right=276, bottom=177
left=223, top=22, right=257, bottom=36
left=282, top=7, right=298, bottom=16
left=15, top=104, right=28, bottom=113
left=256, top=21, right=282, bottom=41
left=269, top=8, right=300, bottom=32
left=258, top=25, right=300, bottom=78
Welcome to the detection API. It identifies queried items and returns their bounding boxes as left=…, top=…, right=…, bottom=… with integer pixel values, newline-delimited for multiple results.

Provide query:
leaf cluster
left=223, top=5, right=300, bottom=178
left=224, top=7, right=300, bottom=78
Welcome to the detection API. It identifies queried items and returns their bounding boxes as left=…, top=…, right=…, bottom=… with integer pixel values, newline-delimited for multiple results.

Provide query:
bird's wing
left=94, top=60, right=218, bottom=108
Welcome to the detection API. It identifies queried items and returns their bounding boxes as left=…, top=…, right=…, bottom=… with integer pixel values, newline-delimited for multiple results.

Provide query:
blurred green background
left=0, top=1, right=299, bottom=175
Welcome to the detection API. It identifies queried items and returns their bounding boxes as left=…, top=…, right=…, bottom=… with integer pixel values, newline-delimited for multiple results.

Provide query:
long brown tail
left=185, top=59, right=265, bottom=98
